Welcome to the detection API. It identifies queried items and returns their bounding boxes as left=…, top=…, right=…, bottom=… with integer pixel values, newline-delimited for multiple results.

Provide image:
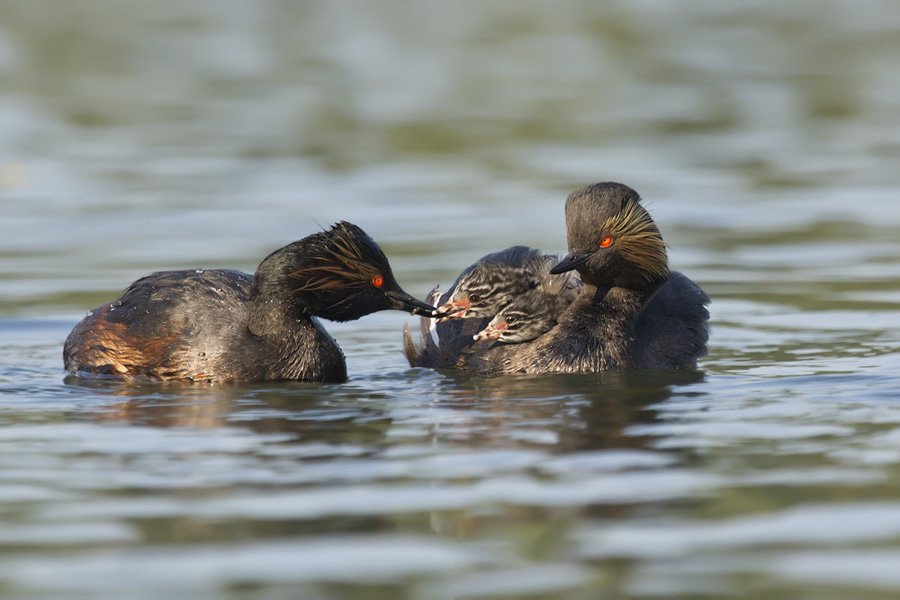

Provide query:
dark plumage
left=404, top=182, right=710, bottom=374
left=64, top=222, right=434, bottom=383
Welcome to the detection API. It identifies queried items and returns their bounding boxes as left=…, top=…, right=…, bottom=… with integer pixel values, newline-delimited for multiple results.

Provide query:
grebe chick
left=472, top=274, right=575, bottom=343
left=433, top=246, right=559, bottom=321
left=404, top=246, right=575, bottom=366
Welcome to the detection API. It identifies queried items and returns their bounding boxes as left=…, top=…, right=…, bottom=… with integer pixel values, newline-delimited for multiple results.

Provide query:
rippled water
left=3, top=2, right=900, bottom=598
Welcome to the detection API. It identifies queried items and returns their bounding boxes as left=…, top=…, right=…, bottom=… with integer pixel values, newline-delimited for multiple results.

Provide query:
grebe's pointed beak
left=385, top=290, right=436, bottom=317
left=549, top=251, right=592, bottom=275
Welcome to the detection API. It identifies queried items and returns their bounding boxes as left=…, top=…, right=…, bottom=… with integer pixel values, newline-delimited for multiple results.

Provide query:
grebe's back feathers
left=628, top=271, right=710, bottom=369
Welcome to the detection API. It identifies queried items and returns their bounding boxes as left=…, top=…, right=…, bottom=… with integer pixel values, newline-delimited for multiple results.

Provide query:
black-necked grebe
left=64, top=222, right=434, bottom=383
left=404, top=182, right=710, bottom=374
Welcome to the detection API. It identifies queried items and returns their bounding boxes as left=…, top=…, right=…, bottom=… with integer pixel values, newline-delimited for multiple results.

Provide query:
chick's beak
left=435, top=296, right=471, bottom=322
left=385, top=290, right=436, bottom=316
left=473, top=321, right=505, bottom=342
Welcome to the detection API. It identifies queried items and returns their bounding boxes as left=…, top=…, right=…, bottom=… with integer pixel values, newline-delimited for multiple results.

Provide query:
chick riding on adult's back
left=404, top=182, right=710, bottom=374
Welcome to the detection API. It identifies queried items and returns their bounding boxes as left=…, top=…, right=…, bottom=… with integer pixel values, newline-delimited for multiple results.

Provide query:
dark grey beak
left=385, top=290, right=436, bottom=316
left=549, top=252, right=592, bottom=274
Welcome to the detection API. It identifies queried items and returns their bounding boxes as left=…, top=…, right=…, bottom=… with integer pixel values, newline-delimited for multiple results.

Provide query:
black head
left=549, top=182, right=669, bottom=291
left=254, top=221, right=434, bottom=322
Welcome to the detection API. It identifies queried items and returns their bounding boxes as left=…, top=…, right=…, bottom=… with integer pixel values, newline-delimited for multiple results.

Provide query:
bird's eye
left=599, top=235, right=614, bottom=249
left=506, top=315, right=518, bottom=324
left=371, top=274, right=384, bottom=288
left=469, top=293, right=480, bottom=303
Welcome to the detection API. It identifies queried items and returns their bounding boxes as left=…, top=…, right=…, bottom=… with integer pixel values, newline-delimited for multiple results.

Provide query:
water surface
left=2, top=2, right=900, bottom=598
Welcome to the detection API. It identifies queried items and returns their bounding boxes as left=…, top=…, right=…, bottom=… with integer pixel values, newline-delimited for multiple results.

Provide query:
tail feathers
left=403, top=285, right=456, bottom=368
left=403, top=323, right=424, bottom=366
left=403, top=322, right=459, bottom=369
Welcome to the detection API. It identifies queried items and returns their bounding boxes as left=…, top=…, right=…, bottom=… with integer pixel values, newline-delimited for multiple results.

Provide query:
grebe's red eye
left=372, top=274, right=384, bottom=288
left=599, top=235, right=614, bottom=249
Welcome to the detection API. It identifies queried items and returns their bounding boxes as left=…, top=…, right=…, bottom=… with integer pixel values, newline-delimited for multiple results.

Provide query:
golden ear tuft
left=601, top=200, right=669, bottom=282
left=289, top=225, right=380, bottom=292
